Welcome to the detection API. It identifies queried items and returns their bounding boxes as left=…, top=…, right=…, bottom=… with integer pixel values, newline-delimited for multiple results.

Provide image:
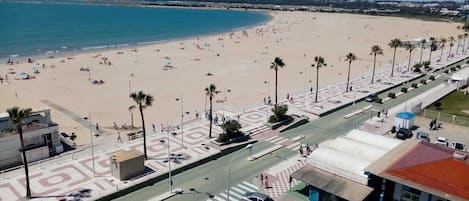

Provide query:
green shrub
left=268, top=104, right=289, bottom=123
left=268, top=115, right=278, bottom=123
left=451, top=67, right=456, bottom=71
left=456, top=65, right=461, bottom=69
left=401, top=87, right=408, bottom=93
left=420, top=79, right=427, bottom=84
left=423, top=61, right=431, bottom=68
left=388, top=92, right=396, bottom=98
left=413, top=63, right=422, bottom=73
left=375, top=98, right=383, bottom=104
left=218, top=120, right=243, bottom=143
left=434, top=101, right=442, bottom=110
left=429, top=75, right=435, bottom=80
left=411, top=83, right=418, bottom=88
left=444, top=70, right=449, bottom=74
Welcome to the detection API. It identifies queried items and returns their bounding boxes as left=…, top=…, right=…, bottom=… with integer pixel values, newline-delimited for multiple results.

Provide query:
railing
left=422, top=109, right=469, bottom=127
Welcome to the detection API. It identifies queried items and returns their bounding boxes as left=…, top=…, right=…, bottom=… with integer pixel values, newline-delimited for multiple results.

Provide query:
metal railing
left=422, top=109, right=469, bottom=127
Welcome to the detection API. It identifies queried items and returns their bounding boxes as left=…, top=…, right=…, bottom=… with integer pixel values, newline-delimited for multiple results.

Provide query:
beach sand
left=0, top=11, right=462, bottom=144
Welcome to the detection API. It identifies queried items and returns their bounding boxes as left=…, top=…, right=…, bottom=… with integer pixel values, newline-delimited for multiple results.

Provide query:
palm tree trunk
left=456, top=40, right=460, bottom=55
left=449, top=46, right=453, bottom=59
left=463, top=37, right=467, bottom=52
left=391, top=48, right=396, bottom=77
left=274, top=69, right=278, bottom=109
left=346, top=61, right=351, bottom=92
left=19, top=127, right=31, bottom=198
left=315, top=65, right=319, bottom=103
left=209, top=97, right=213, bottom=138
left=371, top=54, right=376, bottom=84
left=440, top=46, right=444, bottom=61
left=408, top=51, right=412, bottom=71
left=139, top=106, right=148, bottom=160
left=419, top=45, right=424, bottom=64
left=428, top=49, right=432, bottom=64
left=130, top=112, right=134, bottom=128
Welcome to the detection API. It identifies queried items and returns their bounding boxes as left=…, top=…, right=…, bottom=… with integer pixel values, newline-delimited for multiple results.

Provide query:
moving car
left=435, top=137, right=449, bottom=147
left=396, top=128, right=413, bottom=140
left=242, top=192, right=274, bottom=201
left=365, top=93, right=378, bottom=102
left=416, top=132, right=430, bottom=142
left=451, top=142, right=466, bottom=151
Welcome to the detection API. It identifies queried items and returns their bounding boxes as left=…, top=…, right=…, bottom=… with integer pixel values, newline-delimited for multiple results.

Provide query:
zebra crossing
left=264, top=136, right=302, bottom=151
left=207, top=181, right=260, bottom=201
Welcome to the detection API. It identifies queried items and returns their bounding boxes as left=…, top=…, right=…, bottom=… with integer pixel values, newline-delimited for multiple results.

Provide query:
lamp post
left=227, top=144, right=253, bottom=201
left=264, top=80, right=270, bottom=98
left=87, top=113, right=96, bottom=177
left=166, top=128, right=173, bottom=192
left=175, top=97, right=184, bottom=148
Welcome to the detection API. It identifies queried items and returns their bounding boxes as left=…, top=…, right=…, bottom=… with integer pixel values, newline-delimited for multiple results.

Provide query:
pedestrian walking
left=152, top=123, right=156, bottom=133
left=117, top=132, right=123, bottom=143
left=264, top=176, right=269, bottom=188
left=95, top=123, right=99, bottom=131
left=310, top=86, right=313, bottom=94
left=195, top=110, right=199, bottom=119
left=113, top=122, right=118, bottom=130
left=299, top=145, right=304, bottom=156
left=306, top=144, right=311, bottom=155
left=263, top=97, right=267, bottom=105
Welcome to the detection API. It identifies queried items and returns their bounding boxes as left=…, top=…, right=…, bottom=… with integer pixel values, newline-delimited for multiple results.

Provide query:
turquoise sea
left=0, top=2, right=269, bottom=59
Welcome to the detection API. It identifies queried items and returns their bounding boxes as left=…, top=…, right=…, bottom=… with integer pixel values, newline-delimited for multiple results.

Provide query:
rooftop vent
left=452, top=151, right=467, bottom=160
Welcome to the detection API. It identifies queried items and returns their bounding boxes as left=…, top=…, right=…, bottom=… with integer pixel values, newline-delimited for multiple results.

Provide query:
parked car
left=435, top=137, right=449, bottom=147
left=365, top=93, right=378, bottom=102
left=242, top=192, right=274, bottom=201
left=396, top=128, right=413, bottom=140
left=416, top=132, right=430, bottom=142
left=451, top=142, right=466, bottom=151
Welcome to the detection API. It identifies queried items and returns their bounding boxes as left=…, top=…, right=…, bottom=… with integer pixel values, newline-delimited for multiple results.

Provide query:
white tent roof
left=307, top=129, right=402, bottom=185
left=345, top=129, right=401, bottom=150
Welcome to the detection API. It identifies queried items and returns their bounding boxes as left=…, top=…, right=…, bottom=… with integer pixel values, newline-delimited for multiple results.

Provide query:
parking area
left=414, top=116, right=469, bottom=150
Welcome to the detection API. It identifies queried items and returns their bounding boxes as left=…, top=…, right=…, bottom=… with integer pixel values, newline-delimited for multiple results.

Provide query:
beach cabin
left=450, top=67, right=469, bottom=88
left=394, top=112, right=416, bottom=129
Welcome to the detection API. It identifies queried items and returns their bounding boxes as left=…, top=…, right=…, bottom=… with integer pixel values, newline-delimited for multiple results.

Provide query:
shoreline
left=0, top=2, right=272, bottom=62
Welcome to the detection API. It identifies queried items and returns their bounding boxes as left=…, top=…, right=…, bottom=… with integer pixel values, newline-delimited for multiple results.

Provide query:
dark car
left=365, top=93, right=378, bottom=102
left=242, top=192, right=274, bottom=201
left=396, top=128, right=413, bottom=140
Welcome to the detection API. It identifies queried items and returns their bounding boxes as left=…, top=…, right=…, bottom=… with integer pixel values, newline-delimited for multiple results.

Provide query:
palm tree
left=405, top=43, right=415, bottom=71
left=419, top=38, right=426, bottom=64
left=7, top=107, right=32, bottom=199
left=270, top=57, right=285, bottom=109
left=312, top=56, right=327, bottom=103
left=345, top=53, right=357, bottom=92
left=370, top=45, right=383, bottom=84
left=457, top=35, right=463, bottom=55
left=440, top=38, right=447, bottom=61
left=129, top=91, right=154, bottom=160
left=463, top=33, right=468, bottom=53
left=449, top=36, right=455, bottom=58
left=428, top=37, right=436, bottom=64
left=388, top=38, right=402, bottom=77
left=205, top=84, right=219, bottom=138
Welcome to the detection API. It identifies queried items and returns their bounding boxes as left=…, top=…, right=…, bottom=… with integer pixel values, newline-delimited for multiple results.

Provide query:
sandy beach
left=0, top=11, right=462, bottom=144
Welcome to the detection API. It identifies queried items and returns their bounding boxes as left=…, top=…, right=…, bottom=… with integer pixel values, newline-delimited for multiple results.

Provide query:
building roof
left=292, top=165, right=374, bottom=201
left=395, top=112, right=416, bottom=120
left=306, top=129, right=402, bottom=185
left=112, top=149, right=144, bottom=162
left=365, top=139, right=469, bottom=201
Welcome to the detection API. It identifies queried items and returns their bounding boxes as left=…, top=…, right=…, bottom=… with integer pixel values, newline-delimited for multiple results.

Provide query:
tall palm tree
left=370, top=45, right=383, bottom=84
left=428, top=37, right=436, bottom=64
left=405, top=43, right=415, bottom=71
left=419, top=38, right=426, bottom=64
left=388, top=38, right=402, bottom=77
left=463, top=33, right=468, bottom=53
left=457, top=35, right=463, bottom=55
left=270, top=57, right=285, bottom=109
left=312, top=56, right=327, bottom=103
left=129, top=91, right=154, bottom=160
left=440, top=38, right=447, bottom=61
left=345, top=53, right=357, bottom=92
left=205, top=84, right=219, bottom=138
left=448, top=36, right=455, bottom=58
left=7, top=107, right=32, bottom=199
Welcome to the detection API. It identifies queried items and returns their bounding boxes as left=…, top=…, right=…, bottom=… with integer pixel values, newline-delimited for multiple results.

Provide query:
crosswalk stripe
left=276, top=138, right=289, bottom=144
left=270, top=137, right=284, bottom=143
left=265, top=136, right=279, bottom=141
left=226, top=189, right=244, bottom=199
left=219, top=193, right=228, bottom=200
left=231, top=186, right=246, bottom=195
left=213, top=196, right=226, bottom=201
left=286, top=142, right=300, bottom=149
left=242, top=181, right=260, bottom=190
left=236, top=183, right=257, bottom=192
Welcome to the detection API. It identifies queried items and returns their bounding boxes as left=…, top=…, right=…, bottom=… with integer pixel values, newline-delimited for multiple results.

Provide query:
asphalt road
left=113, top=59, right=465, bottom=201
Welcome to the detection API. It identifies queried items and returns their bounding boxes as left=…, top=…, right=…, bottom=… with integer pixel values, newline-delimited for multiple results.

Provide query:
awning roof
left=292, top=165, right=374, bottom=201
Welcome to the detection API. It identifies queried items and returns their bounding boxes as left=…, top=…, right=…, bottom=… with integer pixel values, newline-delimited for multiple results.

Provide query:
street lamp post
left=264, top=80, right=270, bottom=98
left=175, top=97, right=184, bottom=148
left=167, top=128, right=173, bottom=192
left=88, top=113, right=96, bottom=177
left=227, top=144, right=253, bottom=201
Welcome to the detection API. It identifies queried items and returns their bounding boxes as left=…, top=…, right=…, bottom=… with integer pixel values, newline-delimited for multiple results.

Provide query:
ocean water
left=0, top=2, right=269, bottom=59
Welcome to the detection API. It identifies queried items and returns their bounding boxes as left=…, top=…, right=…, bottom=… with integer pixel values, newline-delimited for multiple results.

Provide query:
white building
left=0, top=108, right=63, bottom=169
left=450, top=66, right=469, bottom=88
